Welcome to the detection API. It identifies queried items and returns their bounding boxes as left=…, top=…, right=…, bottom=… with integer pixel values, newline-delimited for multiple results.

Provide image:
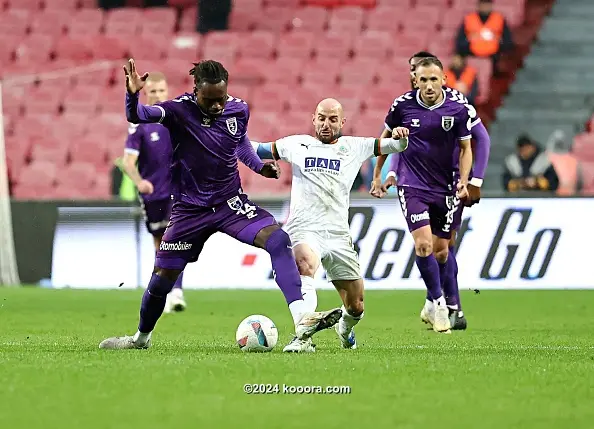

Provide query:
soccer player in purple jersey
left=371, top=57, right=475, bottom=333
left=372, top=52, right=491, bottom=331
left=99, top=59, right=342, bottom=349
left=123, top=72, right=186, bottom=314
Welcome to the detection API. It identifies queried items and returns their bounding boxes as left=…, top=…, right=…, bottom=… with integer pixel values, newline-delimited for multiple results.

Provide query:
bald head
left=313, top=98, right=346, bottom=144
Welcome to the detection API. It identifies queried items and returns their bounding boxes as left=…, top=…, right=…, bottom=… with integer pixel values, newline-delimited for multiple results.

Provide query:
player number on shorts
left=236, top=202, right=258, bottom=219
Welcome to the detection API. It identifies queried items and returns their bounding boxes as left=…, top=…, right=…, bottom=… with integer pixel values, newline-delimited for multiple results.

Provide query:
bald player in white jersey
left=252, top=98, right=408, bottom=352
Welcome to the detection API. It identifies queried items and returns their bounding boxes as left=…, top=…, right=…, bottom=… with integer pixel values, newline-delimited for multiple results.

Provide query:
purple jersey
left=124, top=122, right=172, bottom=202
left=126, top=91, right=264, bottom=207
left=384, top=89, right=475, bottom=194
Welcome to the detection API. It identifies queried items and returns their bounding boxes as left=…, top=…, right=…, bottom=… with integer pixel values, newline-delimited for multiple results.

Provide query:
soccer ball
left=235, top=314, right=278, bottom=352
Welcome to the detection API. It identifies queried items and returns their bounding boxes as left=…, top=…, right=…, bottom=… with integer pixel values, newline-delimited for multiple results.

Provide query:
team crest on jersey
left=150, top=132, right=160, bottom=142
left=226, top=117, right=238, bottom=135
left=441, top=116, right=455, bottom=131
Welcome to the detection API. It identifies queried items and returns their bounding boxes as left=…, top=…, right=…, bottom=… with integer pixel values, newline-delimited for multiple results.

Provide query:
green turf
left=0, top=288, right=593, bottom=429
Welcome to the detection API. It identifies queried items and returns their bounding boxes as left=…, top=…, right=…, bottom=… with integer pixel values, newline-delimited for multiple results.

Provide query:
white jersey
left=272, top=135, right=380, bottom=234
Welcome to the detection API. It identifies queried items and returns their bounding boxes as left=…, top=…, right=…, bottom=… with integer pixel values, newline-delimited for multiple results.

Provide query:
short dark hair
left=409, top=51, right=437, bottom=62
left=189, top=60, right=229, bottom=88
left=415, top=57, right=444, bottom=71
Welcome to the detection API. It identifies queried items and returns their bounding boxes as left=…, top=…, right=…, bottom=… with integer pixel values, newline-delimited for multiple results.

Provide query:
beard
left=317, top=129, right=342, bottom=144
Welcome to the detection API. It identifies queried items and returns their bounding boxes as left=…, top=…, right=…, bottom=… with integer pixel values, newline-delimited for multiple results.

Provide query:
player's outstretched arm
left=123, top=59, right=165, bottom=124
left=249, top=141, right=275, bottom=160
left=370, top=128, right=393, bottom=198
left=122, top=151, right=153, bottom=194
left=238, top=136, right=280, bottom=179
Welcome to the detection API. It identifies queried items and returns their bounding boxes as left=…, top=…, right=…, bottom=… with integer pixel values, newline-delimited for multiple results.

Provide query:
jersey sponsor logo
left=304, top=157, right=341, bottom=174
left=159, top=241, right=193, bottom=251
left=441, top=116, right=455, bottom=131
left=201, top=117, right=211, bottom=127
left=226, top=117, right=238, bottom=135
left=410, top=211, right=430, bottom=223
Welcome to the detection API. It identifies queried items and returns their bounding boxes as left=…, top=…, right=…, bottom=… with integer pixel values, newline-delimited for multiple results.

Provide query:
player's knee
left=295, top=257, right=316, bottom=277
left=264, top=228, right=291, bottom=255
left=434, top=247, right=449, bottom=264
left=414, top=239, right=433, bottom=257
left=448, top=233, right=456, bottom=248
left=153, top=267, right=181, bottom=284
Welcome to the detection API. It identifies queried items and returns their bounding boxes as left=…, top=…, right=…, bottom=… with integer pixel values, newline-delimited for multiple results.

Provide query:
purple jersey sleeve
left=455, top=104, right=475, bottom=140
left=126, top=91, right=171, bottom=124
left=124, top=124, right=142, bottom=154
left=388, top=152, right=400, bottom=174
left=470, top=121, right=490, bottom=179
left=236, top=135, right=265, bottom=173
left=384, top=98, right=403, bottom=132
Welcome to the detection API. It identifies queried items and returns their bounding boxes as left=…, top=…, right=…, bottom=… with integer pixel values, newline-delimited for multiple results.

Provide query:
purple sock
left=138, top=273, right=175, bottom=333
left=265, top=229, right=303, bottom=304
left=440, top=254, right=458, bottom=308
left=416, top=254, right=442, bottom=301
left=172, top=270, right=184, bottom=290
left=448, top=246, right=461, bottom=310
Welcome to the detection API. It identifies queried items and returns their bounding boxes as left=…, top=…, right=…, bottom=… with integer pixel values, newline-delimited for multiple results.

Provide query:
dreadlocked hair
left=189, top=60, right=229, bottom=88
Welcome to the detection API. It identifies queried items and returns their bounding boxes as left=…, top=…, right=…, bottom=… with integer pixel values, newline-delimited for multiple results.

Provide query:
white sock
left=288, top=299, right=307, bottom=325
left=447, top=304, right=459, bottom=311
left=425, top=299, right=434, bottom=309
left=300, top=275, right=318, bottom=314
left=434, top=296, right=446, bottom=307
left=133, top=331, right=151, bottom=345
left=339, top=305, right=363, bottom=333
left=458, top=310, right=464, bottom=317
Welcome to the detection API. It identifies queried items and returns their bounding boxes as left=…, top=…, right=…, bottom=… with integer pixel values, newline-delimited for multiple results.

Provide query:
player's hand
left=260, top=161, right=281, bottom=179
left=465, top=184, right=481, bottom=207
left=369, top=179, right=385, bottom=198
left=137, top=179, right=154, bottom=194
left=392, top=127, right=409, bottom=139
left=381, top=176, right=397, bottom=193
left=456, top=182, right=469, bottom=200
left=123, top=58, right=149, bottom=94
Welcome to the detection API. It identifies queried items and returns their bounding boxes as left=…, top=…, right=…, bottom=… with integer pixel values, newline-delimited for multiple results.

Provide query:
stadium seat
left=328, top=6, right=366, bottom=33
left=228, top=83, right=251, bottom=102
left=255, top=7, right=293, bottom=32
left=61, top=87, right=101, bottom=116
left=56, top=162, right=98, bottom=190
left=228, top=7, right=260, bottom=32
left=251, top=84, right=292, bottom=112
left=141, top=7, right=177, bottom=36
left=408, top=7, right=441, bottom=31
left=1, top=91, right=24, bottom=118
left=30, top=143, right=69, bottom=166
left=302, top=0, right=340, bottom=7
left=126, top=36, right=168, bottom=60
left=52, top=114, right=90, bottom=141
left=104, top=7, right=143, bottom=35
left=53, top=36, right=93, bottom=62
left=14, top=35, right=55, bottom=64
left=276, top=32, right=315, bottom=59
left=362, top=7, right=403, bottom=33
left=166, top=33, right=202, bottom=60
left=352, top=31, right=392, bottom=59
left=66, top=9, right=104, bottom=36
left=5, top=0, right=41, bottom=10
left=0, top=9, right=31, bottom=38
left=271, top=0, right=300, bottom=6
left=167, top=0, right=196, bottom=6
left=43, top=0, right=79, bottom=9
left=88, top=35, right=129, bottom=61
left=301, top=66, right=340, bottom=88
left=16, top=160, right=57, bottom=191
left=237, top=31, right=276, bottom=60
left=288, top=6, right=328, bottom=32
left=179, top=7, right=197, bottom=32
left=342, top=0, right=377, bottom=7
left=228, top=58, right=268, bottom=85
left=312, top=32, right=354, bottom=59
left=245, top=117, right=278, bottom=142
left=202, top=31, right=240, bottom=63
left=266, top=59, right=302, bottom=85
left=30, top=10, right=68, bottom=36
left=547, top=152, right=579, bottom=196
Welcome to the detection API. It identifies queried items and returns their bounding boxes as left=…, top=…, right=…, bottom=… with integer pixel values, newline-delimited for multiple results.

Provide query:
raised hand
left=456, top=182, right=469, bottom=200
left=381, top=176, right=397, bottom=193
left=123, top=58, right=149, bottom=94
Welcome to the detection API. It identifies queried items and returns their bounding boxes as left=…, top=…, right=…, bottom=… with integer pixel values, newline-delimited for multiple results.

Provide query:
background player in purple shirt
left=99, top=59, right=342, bottom=350
left=123, top=71, right=186, bottom=314
left=378, top=57, right=474, bottom=334
left=371, top=52, right=490, bottom=331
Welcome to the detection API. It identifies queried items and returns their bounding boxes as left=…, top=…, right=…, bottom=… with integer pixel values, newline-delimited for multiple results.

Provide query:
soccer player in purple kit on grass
left=371, top=52, right=491, bottom=331
left=122, top=71, right=186, bottom=314
left=370, top=56, right=474, bottom=334
left=99, top=59, right=342, bottom=350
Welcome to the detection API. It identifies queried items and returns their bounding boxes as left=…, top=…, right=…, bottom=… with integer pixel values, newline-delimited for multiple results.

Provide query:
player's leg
left=324, top=235, right=364, bottom=349
left=446, top=232, right=467, bottom=330
left=220, top=195, right=341, bottom=341
left=282, top=238, right=322, bottom=353
left=99, top=203, right=211, bottom=349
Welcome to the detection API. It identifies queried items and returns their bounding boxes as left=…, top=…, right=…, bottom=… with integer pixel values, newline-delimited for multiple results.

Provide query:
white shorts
left=287, top=229, right=361, bottom=282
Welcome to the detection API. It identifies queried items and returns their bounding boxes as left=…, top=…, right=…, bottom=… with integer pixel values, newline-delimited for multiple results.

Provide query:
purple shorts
left=155, top=193, right=276, bottom=270
left=397, top=186, right=460, bottom=239
left=141, top=198, right=173, bottom=236
left=451, top=203, right=464, bottom=234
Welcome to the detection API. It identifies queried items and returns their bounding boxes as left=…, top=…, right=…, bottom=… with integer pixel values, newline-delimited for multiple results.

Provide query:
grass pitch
left=0, top=288, right=593, bottom=429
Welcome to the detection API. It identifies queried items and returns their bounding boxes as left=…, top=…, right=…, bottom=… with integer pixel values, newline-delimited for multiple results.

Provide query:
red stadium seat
left=255, top=7, right=293, bottom=32
left=364, top=85, right=405, bottom=114
left=228, top=8, right=260, bottom=32
left=30, top=10, right=68, bottom=36
left=266, top=58, right=303, bottom=85
left=104, top=8, right=143, bottom=35
left=0, top=90, right=24, bottom=118
left=56, top=162, right=98, bottom=189
left=302, top=0, right=340, bottom=6
left=245, top=117, right=278, bottom=142
left=61, top=87, right=101, bottom=116
left=288, top=6, right=328, bottom=32
left=91, top=175, right=112, bottom=199
left=167, top=0, right=196, bottom=6
left=43, top=0, right=79, bottom=9
left=202, top=31, right=241, bottom=63
left=270, top=0, right=300, bottom=6
left=276, top=32, right=315, bottom=59
left=352, top=31, right=392, bottom=58
left=16, top=161, right=58, bottom=190
left=152, top=59, right=192, bottom=87
left=179, top=7, right=198, bottom=32
left=342, top=0, right=377, bottom=7
left=51, top=114, right=91, bottom=141
left=166, top=33, right=202, bottom=60
left=228, top=83, right=252, bottom=102
left=5, top=0, right=41, bottom=10
left=141, top=7, right=177, bottom=36
left=237, top=31, right=276, bottom=60
left=251, top=84, right=292, bottom=112
left=30, top=143, right=69, bottom=166
left=66, top=9, right=104, bottom=36
left=407, top=7, right=441, bottom=31
left=53, top=36, right=93, bottom=62
left=328, top=6, right=366, bottom=33
left=0, top=9, right=31, bottom=38
left=364, top=7, right=404, bottom=33
left=14, top=35, right=55, bottom=64
left=126, top=36, right=168, bottom=60
left=286, top=85, right=326, bottom=112
left=228, top=58, right=268, bottom=85
left=87, top=35, right=129, bottom=60
left=312, top=32, right=354, bottom=59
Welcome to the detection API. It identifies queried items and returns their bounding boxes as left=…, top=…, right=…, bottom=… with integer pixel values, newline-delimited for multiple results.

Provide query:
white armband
left=380, top=137, right=408, bottom=154
left=469, top=177, right=483, bottom=187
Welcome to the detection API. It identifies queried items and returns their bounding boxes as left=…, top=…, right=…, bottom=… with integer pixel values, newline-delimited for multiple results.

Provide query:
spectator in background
left=456, top=0, right=514, bottom=74
left=445, top=54, right=479, bottom=105
left=197, top=0, right=232, bottom=34
left=502, top=134, right=559, bottom=193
